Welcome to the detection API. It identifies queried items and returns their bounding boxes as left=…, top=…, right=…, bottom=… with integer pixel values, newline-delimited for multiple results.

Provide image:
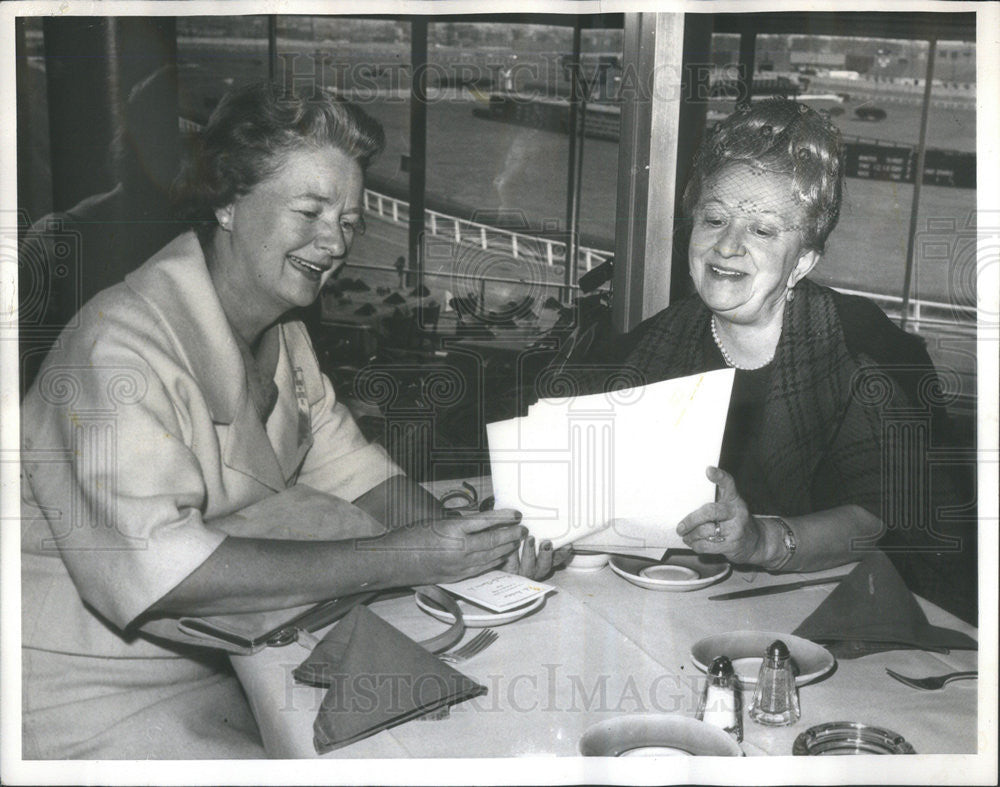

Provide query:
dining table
left=229, top=478, right=980, bottom=761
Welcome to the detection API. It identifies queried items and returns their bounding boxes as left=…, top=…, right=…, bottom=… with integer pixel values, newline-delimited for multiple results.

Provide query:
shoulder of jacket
left=827, top=285, right=930, bottom=366
left=629, top=293, right=705, bottom=345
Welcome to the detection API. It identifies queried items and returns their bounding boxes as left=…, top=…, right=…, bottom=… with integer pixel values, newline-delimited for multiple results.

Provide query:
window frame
left=263, top=11, right=977, bottom=335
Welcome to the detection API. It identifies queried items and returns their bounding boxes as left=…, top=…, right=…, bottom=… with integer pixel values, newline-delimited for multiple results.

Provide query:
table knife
left=707, top=574, right=851, bottom=601
left=260, top=590, right=379, bottom=648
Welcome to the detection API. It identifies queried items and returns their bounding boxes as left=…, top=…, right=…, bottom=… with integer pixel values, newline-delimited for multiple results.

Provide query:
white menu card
left=487, top=369, right=735, bottom=559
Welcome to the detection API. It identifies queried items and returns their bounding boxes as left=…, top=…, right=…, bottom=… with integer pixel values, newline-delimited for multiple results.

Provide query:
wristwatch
left=757, top=515, right=797, bottom=571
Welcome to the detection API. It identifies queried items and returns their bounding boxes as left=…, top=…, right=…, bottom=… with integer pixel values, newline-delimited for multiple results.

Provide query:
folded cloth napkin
left=792, top=550, right=977, bottom=659
left=293, top=605, right=487, bottom=754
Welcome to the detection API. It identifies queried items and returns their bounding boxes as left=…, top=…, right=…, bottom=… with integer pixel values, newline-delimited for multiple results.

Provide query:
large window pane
left=176, top=17, right=269, bottom=125
left=424, top=21, right=574, bottom=333
left=271, top=18, right=410, bottom=326
left=16, top=17, right=51, bottom=229
left=421, top=20, right=621, bottom=341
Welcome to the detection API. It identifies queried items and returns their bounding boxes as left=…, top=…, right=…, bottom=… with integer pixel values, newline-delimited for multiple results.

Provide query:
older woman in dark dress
left=614, top=99, right=964, bottom=579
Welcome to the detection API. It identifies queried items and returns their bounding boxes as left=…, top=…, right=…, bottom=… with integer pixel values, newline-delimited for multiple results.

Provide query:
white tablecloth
left=231, top=560, right=978, bottom=758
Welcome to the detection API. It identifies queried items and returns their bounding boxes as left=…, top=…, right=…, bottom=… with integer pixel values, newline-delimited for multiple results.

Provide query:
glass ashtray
left=793, top=722, right=916, bottom=755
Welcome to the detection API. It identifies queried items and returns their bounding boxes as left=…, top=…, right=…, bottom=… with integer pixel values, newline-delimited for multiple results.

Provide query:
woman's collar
left=124, top=231, right=252, bottom=424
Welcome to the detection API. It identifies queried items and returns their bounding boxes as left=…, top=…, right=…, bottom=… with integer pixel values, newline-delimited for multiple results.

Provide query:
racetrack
left=165, top=37, right=977, bottom=306
left=357, top=97, right=975, bottom=306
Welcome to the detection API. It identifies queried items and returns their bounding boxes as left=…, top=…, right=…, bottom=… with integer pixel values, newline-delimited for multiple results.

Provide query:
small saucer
left=609, top=552, right=731, bottom=592
left=579, top=714, right=743, bottom=757
left=566, top=552, right=610, bottom=573
left=640, top=564, right=698, bottom=581
left=691, top=630, right=836, bottom=687
left=618, top=746, right=692, bottom=757
left=414, top=591, right=546, bottom=628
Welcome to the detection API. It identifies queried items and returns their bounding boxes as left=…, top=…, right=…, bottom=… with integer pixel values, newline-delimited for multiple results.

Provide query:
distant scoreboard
left=845, top=142, right=975, bottom=188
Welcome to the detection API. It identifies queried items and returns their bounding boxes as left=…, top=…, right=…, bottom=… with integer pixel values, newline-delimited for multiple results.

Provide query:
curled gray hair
left=683, top=98, right=845, bottom=252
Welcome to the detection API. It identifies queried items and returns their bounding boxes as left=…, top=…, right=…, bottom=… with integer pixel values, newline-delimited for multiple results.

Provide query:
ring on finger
left=706, top=521, right=726, bottom=543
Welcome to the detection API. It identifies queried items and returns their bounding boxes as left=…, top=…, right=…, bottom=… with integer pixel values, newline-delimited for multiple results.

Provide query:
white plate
left=414, top=591, right=546, bottom=628
left=579, top=714, right=743, bottom=757
left=609, top=552, right=731, bottom=592
left=690, top=630, right=836, bottom=687
left=566, top=552, right=610, bottom=573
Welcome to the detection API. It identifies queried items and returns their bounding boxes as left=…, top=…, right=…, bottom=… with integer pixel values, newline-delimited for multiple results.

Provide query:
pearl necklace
left=710, top=315, right=776, bottom=371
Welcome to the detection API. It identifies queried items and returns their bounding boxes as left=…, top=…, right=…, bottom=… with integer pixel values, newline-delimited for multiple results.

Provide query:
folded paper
left=488, top=369, right=735, bottom=557
left=294, top=606, right=487, bottom=754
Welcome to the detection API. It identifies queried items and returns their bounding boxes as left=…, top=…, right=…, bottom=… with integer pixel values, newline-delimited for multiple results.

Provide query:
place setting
left=220, top=488, right=977, bottom=759
left=414, top=569, right=555, bottom=628
left=690, top=630, right=836, bottom=687
left=578, top=635, right=802, bottom=757
left=578, top=714, right=744, bottom=758
left=260, top=569, right=555, bottom=755
left=571, top=547, right=979, bottom=760
left=607, top=550, right=731, bottom=592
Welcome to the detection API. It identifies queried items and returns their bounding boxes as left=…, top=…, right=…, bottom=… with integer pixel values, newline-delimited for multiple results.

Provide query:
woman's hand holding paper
left=503, top=537, right=574, bottom=580
left=677, top=467, right=766, bottom=565
left=364, top=509, right=526, bottom=586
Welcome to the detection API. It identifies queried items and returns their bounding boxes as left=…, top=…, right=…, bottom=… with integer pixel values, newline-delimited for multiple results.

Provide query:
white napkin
left=488, top=369, right=734, bottom=557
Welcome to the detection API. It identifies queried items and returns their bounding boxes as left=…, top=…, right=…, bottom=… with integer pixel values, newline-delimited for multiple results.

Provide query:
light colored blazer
left=21, top=231, right=401, bottom=659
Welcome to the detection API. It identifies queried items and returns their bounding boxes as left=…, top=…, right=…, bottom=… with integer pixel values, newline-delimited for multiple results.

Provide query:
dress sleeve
left=819, top=350, right=976, bottom=623
left=809, top=384, right=885, bottom=517
left=22, top=336, right=227, bottom=631
left=812, top=348, right=963, bottom=538
left=811, top=292, right=965, bottom=521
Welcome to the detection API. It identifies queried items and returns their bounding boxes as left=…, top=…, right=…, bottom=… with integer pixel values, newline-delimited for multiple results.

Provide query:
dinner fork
left=439, top=629, right=498, bottom=664
left=885, top=668, right=978, bottom=691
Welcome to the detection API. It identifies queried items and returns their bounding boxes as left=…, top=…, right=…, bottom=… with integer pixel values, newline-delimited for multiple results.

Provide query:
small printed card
left=439, top=570, right=556, bottom=613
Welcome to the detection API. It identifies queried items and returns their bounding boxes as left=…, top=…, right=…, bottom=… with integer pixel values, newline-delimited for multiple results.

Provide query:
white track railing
left=831, top=286, right=976, bottom=334
left=364, top=188, right=976, bottom=333
left=364, top=189, right=611, bottom=275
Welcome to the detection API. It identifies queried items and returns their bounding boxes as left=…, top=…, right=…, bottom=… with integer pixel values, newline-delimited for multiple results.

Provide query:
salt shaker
left=748, top=639, right=800, bottom=726
left=696, top=655, right=743, bottom=742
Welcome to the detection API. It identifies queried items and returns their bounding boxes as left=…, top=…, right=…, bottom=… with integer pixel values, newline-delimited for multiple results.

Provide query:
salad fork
left=885, top=668, right=978, bottom=691
left=439, top=629, right=498, bottom=664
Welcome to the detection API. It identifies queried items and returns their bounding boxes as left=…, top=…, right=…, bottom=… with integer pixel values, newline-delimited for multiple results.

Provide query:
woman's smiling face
left=688, top=163, right=819, bottom=328
left=215, top=144, right=365, bottom=320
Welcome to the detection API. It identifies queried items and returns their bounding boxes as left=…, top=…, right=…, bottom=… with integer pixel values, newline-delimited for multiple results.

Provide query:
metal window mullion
left=268, top=16, right=278, bottom=81
left=900, top=38, right=937, bottom=332
left=563, top=20, right=583, bottom=302
left=612, top=13, right=687, bottom=332
left=738, top=31, right=757, bottom=101
left=409, top=18, right=428, bottom=292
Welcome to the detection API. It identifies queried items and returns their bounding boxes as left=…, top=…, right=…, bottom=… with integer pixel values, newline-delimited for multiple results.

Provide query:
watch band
left=757, top=515, right=797, bottom=571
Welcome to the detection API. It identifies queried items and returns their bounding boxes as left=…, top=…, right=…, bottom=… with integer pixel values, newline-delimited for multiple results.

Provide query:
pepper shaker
left=696, top=655, right=743, bottom=742
left=748, top=639, right=800, bottom=726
